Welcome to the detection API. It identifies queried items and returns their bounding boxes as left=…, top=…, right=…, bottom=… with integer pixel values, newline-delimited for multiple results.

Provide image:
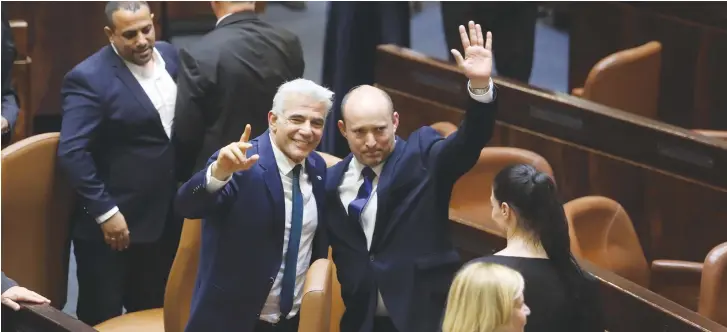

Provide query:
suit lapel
left=109, top=46, right=167, bottom=135
left=327, top=154, right=368, bottom=251
left=306, top=155, right=326, bottom=258
left=371, top=138, right=406, bottom=250
left=258, top=131, right=286, bottom=236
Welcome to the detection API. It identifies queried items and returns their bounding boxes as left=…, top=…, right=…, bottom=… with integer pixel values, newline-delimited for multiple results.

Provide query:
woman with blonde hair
left=443, top=262, right=530, bottom=332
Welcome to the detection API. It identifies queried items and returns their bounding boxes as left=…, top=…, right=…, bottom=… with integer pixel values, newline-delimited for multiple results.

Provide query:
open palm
left=450, top=21, right=493, bottom=84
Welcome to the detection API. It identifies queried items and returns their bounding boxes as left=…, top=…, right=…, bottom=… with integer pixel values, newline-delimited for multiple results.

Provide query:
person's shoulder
left=64, top=46, right=113, bottom=84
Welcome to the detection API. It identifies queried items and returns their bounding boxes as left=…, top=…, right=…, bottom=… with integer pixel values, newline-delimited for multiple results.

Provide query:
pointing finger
left=240, top=124, right=251, bottom=143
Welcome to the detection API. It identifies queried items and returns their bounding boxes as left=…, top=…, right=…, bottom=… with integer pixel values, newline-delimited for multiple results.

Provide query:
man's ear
left=268, top=111, right=277, bottom=133
left=392, top=111, right=400, bottom=133
left=104, top=26, right=114, bottom=41
left=337, top=120, right=347, bottom=138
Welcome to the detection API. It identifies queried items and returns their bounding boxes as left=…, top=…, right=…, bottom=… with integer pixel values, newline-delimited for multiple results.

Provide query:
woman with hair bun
left=468, top=164, right=603, bottom=332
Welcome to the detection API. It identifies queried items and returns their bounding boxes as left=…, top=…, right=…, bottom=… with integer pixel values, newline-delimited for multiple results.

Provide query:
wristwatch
left=468, top=81, right=490, bottom=96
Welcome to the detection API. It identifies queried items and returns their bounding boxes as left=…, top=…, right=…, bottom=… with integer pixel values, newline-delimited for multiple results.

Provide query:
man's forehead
left=112, top=7, right=151, bottom=30
left=284, top=109, right=325, bottom=120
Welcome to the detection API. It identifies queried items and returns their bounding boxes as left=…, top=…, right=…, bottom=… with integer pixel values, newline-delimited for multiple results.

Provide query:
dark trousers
left=74, top=216, right=181, bottom=326
left=254, top=314, right=300, bottom=332
left=373, top=316, right=399, bottom=332
left=441, top=2, right=539, bottom=84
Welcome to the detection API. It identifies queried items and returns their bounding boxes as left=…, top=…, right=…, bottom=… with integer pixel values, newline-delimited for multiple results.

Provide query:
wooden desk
left=374, top=44, right=727, bottom=266
left=2, top=303, right=97, bottom=332
left=568, top=2, right=727, bottom=131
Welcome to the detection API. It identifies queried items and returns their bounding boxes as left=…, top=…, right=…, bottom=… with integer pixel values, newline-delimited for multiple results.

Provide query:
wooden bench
left=450, top=221, right=727, bottom=332
left=374, top=44, right=727, bottom=331
left=2, top=303, right=97, bottom=332
left=568, top=2, right=727, bottom=131
left=375, top=44, right=727, bottom=265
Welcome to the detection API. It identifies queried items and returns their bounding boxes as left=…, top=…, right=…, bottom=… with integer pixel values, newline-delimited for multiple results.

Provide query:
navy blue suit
left=57, top=42, right=181, bottom=325
left=326, top=96, right=498, bottom=332
left=176, top=131, right=328, bottom=332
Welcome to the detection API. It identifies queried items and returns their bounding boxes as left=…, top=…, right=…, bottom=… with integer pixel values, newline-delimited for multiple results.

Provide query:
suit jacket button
left=369, top=254, right=375, bottom=262
left=269, top=277, right=274, bottom=283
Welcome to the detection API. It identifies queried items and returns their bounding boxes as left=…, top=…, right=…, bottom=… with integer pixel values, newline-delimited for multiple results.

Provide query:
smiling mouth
left=294, top=140, right=310, bottom=147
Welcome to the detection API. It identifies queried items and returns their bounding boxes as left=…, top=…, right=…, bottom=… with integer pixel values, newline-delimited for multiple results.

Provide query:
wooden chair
left=564, top=196, right=651, bottom=288
left=94, top=218, right=202, bottom=332
left=95, top=215, right=335, bottom=332
left=572, top=41, right=662, bottom=120
left=431, top=122, right=555, bottom=236
left=1, top=133, right=75, bottom=310
left=298, top=259, right=334, bottom=332
left=651, top=242, right=727, bottom=325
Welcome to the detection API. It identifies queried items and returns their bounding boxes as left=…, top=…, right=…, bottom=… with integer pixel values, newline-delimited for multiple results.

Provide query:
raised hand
left=211, top=124, right=260, bottom=180
left=450, top=21, right=493, bottom=88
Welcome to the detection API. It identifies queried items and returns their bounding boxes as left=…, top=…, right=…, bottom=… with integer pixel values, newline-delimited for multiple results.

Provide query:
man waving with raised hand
left=325, top=21, right=497, bottom=332
left=175, top=78, right=334, bottom=332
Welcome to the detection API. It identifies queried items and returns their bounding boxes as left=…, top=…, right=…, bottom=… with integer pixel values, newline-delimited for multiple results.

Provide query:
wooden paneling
left=2, top=1, right=164, bottom=121
left=375, top=44, right=727, bottom=264
left=9, top=20, right=32, bottom=142
left=568, top=2, right=727, bottom=130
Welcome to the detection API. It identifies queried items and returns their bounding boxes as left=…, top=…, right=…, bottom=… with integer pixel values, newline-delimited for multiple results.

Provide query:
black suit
left=173, top=11, right=304, bottom=182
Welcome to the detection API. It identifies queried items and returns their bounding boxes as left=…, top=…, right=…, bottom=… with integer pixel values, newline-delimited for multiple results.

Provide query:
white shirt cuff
left=468, top=78, right=495, bottom=103
left=205, top=161, right=232, bottom=193
left=96, top=206, right=119, bottom=224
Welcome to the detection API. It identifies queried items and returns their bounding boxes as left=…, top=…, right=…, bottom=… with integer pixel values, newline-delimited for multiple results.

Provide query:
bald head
left=338, top=85, right=399, bottom=167
left=341, top=85, right=394, bottom=123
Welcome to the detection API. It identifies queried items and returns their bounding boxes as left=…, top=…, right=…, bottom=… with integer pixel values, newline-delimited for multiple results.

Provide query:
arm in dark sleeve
left=57, top=70, right=118, bottom=222
left=2, top=271, right=18, bottom=293
left=173, top=48, right=213, bottom=182
left=426, top=79, right=497, bottom=183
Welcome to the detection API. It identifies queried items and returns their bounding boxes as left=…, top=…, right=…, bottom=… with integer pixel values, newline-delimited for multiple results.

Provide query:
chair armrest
left=650, top=260, right=704, bottom=310
left=299, top=259, right=332, bottom=332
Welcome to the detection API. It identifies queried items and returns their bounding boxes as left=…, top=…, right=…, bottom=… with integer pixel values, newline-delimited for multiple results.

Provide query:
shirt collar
left=350, top=155, right=384, bottom=179
left=110, top=43, right=165, bottom=79
left=269, top=133, right=306, bottom=176
left=216, top=13, right=233, bottom=26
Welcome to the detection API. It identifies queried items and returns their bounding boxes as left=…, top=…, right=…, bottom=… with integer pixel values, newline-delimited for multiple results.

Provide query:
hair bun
left=533, top=172, right=553, bottom=187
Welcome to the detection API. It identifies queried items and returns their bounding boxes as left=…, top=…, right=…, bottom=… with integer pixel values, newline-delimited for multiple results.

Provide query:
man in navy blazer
left=326, top=22, right=497, bottom=332
left=57, top=1, right=180, bottom=326
left=176, top=79, right=333, bottom=332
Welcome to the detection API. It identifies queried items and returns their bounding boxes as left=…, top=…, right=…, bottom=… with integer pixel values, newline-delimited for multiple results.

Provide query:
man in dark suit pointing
left=176, top=79, right=332, bottom=332
left=326, top=21, right=497, bottom=332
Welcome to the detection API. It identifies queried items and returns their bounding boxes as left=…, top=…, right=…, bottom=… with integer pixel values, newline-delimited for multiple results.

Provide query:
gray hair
left=271, top=79, right=334, bottom=118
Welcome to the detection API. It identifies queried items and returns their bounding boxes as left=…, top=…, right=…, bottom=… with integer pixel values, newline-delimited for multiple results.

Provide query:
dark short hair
left=105, top=1, right=149, bottom=28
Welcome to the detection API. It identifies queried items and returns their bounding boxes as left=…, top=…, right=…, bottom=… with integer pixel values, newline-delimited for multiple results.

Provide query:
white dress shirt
left=97, top=45, right=177, bottom=224
left=337, top=79, right=495, bottom=316
left=205, top=134, right=319, bottom=323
